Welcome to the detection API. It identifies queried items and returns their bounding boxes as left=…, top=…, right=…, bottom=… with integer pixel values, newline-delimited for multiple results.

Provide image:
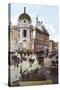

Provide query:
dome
left=18, top=7, right=31, bottom=22
left=18, top=13, right=31, bottom=22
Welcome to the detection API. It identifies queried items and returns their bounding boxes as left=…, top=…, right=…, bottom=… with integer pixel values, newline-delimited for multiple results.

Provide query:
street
left=9, top=51, right=58, bottom=86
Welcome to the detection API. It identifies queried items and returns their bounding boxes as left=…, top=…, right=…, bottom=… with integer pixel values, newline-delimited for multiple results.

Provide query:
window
left=30, top=30, right=31, bottom=37
left=10, top=31, right=13, bottom=38
left=18, top=30, right=20, bottom=37
left=23, top=40, right=27, bottom=42
left=24, top=20, right=26, bottom=23
left=23, top=30, right=27, bottom=37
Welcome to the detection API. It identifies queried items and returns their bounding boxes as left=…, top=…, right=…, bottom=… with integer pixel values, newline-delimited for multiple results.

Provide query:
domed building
left=10, top=7, right=49, bottom=53
left=17, top=7, right=33, bottom=51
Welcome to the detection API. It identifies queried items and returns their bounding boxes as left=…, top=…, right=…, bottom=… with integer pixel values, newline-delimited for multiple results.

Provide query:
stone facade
left=10, top=7, right=49, bottom=53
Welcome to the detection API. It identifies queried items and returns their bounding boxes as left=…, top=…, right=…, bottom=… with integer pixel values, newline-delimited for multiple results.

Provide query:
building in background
left=49, top=40, right=58, bottom=52
left=10, top=25, right=17, bottom=52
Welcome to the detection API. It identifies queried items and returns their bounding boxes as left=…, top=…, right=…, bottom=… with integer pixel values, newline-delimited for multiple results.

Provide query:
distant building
left=10, top=25, right=17, bottom=52
left=54, top=42, right=58, bottom=51
left=49, top=40, right=58, bottom=52
left=10, top=7, right=49, bottom=53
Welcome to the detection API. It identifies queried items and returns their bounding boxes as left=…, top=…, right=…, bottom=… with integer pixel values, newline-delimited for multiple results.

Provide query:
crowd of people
left=9, top=50, right=58, bottom=82
left=10, top=51, right=42, bottom=79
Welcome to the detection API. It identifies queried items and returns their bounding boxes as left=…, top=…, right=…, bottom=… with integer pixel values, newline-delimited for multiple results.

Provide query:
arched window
left=23, top=30, right=27, bottom=37
left=23, top=40, right=27, bottom=42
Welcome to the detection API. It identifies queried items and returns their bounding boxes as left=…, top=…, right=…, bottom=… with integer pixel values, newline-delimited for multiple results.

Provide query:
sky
left=10, top=3, right=58, bottom=42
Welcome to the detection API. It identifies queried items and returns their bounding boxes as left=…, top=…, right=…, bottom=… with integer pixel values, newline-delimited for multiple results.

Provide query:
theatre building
left=10, top=7, right=49, bottom=53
